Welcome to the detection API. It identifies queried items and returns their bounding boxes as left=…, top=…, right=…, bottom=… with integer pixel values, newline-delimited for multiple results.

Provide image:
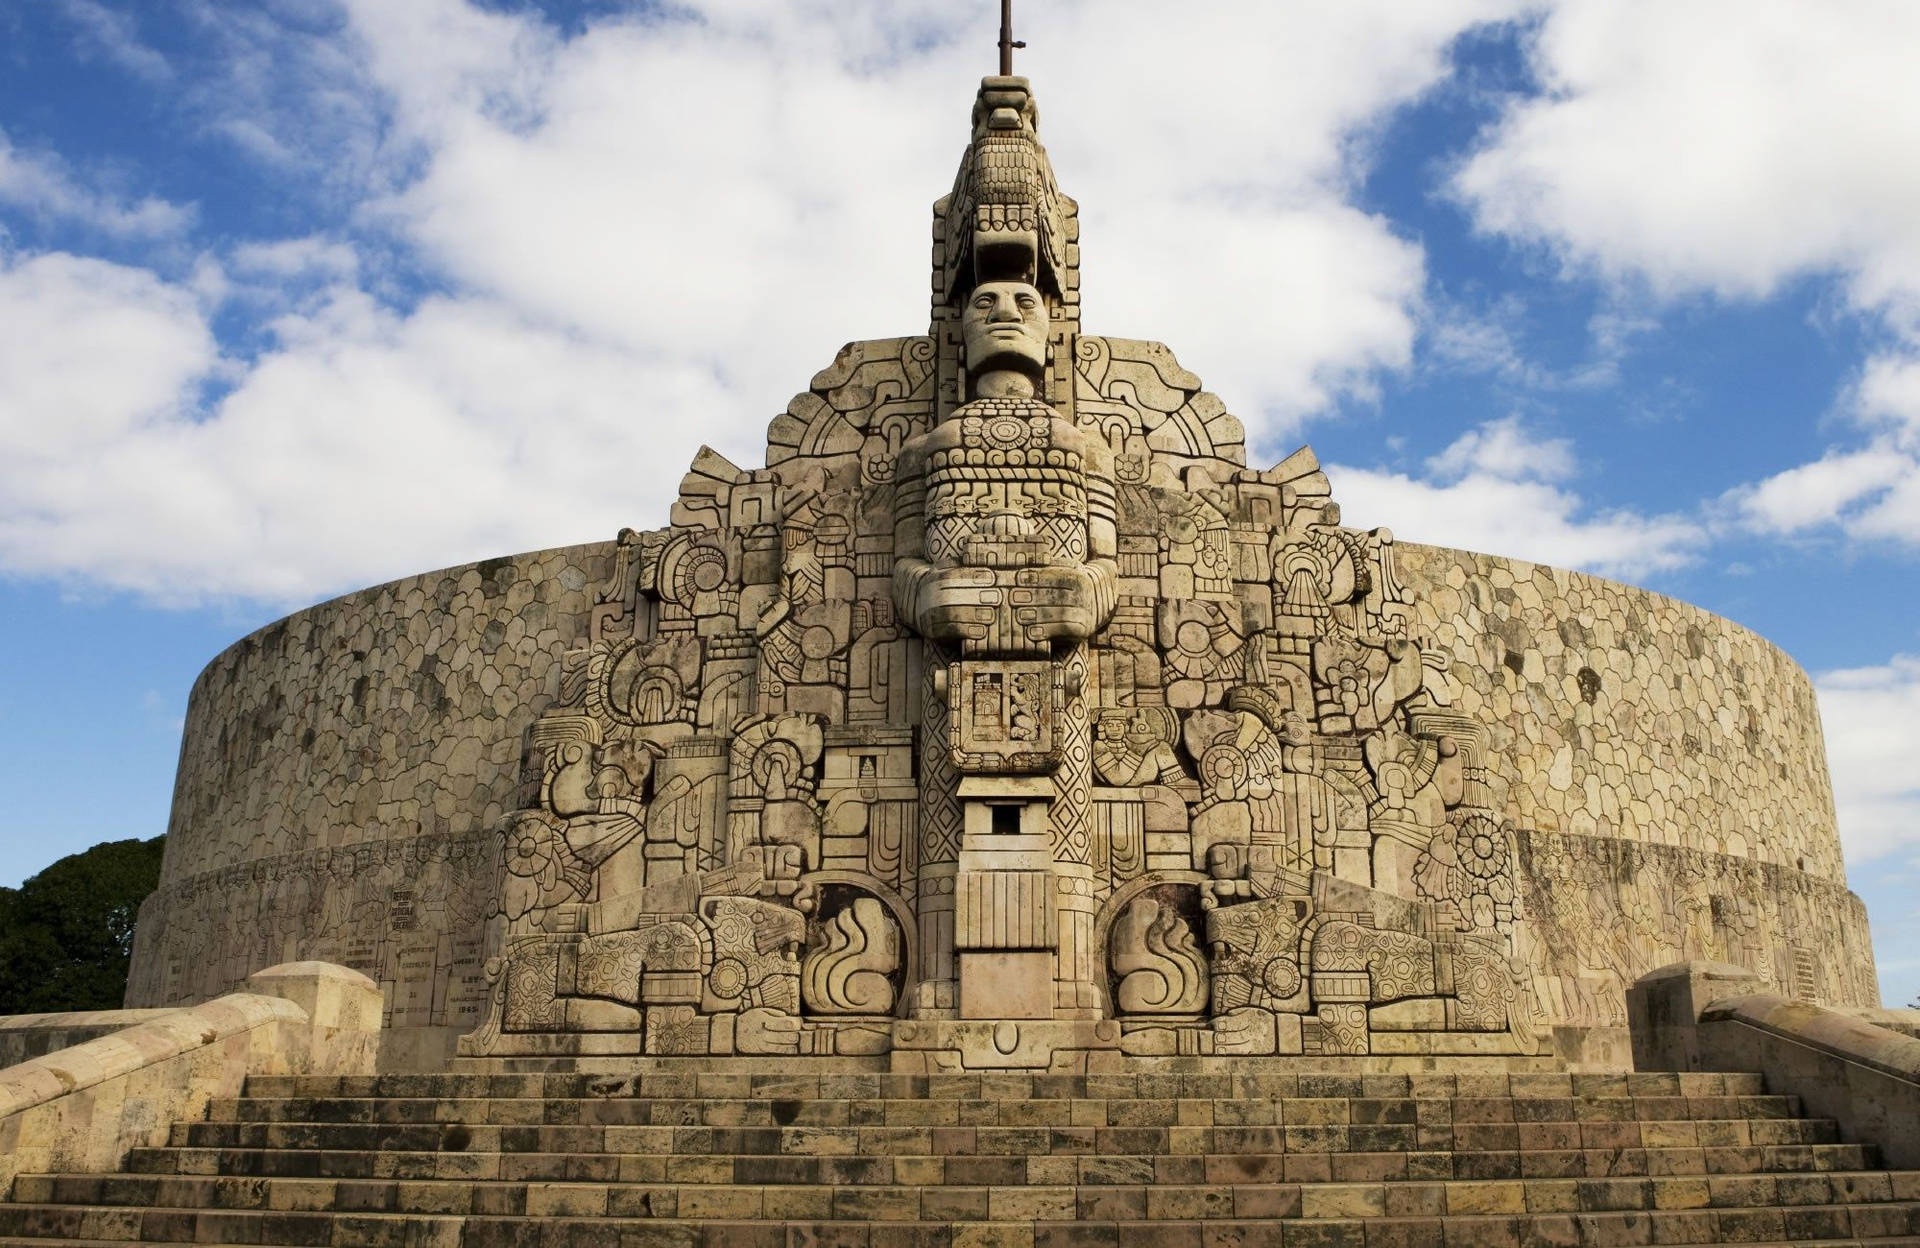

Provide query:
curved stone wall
left=126, top=533, right=1875, bottom=1067
left=1397, top=543, right=1875, bottom=1037
left=126, top=540, right=616, bottom=1066
left=1397, top=543, right=1841, bottom=880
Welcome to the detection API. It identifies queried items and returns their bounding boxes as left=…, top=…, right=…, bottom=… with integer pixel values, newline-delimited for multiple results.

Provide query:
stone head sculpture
left=962, top=280, right=1047, bottom=398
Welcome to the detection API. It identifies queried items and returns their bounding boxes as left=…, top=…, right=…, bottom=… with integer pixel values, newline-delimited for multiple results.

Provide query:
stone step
left=17, top=1169, right=1920, bottom=1218
left=0, top=1241, right=314, bottom=1248
left=6, top=1205, right=1920, bottom=1247
left=120, top=1141, right=1879, bottom=1183
left=207, top=1091, right=1805, bottom=1128
left=240, top=1070, right=1771, bottom=1101
left=161, top=1114, right=1844, bottom=1159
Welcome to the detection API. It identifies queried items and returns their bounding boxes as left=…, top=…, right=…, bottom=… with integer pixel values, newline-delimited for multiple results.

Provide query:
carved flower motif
left=506, top=819, right=557, bottom=878
left=498, top=813, right=570, bottom=923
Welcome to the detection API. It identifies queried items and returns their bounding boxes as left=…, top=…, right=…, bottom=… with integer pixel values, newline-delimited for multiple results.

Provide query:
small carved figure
left=1091, top=708, right=1186, bottom=786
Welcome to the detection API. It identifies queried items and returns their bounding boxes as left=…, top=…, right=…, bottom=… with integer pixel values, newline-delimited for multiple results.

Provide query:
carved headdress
left=934, top=76, right=1078, bottom=307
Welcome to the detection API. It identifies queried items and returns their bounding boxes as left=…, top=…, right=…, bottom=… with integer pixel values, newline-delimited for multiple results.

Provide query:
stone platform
left=5, top=1062, right=1920, bottom=1246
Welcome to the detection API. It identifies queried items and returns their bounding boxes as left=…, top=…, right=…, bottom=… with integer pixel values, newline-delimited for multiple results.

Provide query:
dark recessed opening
left=991, top=803, right=1022, bottom=836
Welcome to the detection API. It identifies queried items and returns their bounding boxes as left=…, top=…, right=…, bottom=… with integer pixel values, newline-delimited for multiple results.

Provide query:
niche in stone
left=801, top=883, right=906, bottom=1018
left=1107, top=883, right=1210, bottom=1018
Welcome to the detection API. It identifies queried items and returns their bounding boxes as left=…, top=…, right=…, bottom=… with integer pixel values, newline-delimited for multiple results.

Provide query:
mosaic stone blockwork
left=124, top=75, right=1876, bottom=1071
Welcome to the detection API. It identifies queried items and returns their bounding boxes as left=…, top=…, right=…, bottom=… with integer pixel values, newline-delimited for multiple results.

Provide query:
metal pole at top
left=998, top=0, right=1025, bottom=75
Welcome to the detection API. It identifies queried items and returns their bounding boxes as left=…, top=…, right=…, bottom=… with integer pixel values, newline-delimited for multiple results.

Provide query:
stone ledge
left=1629, top=959, right=1920, bottom=1172
left=0, top=1010, right=180, bottom=1070
left=0, top=961, right=381, bottom=1196
left=1701, top=994, right=1920, bottom=1088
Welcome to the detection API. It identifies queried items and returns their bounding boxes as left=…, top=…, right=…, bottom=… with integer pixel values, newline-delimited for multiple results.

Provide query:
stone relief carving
left=1109, top=894, right=1209, bottom=1016
left=114, top=70, right=1803, bottom=1069
left=443, top=73, right=1558, bottom=1064
left=802, top=894, right=903, bottom=1017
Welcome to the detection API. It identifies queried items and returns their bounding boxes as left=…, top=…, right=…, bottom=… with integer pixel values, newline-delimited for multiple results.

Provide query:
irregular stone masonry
left=128, top=544, right=616, bottom=1064
left=5, top=1067, right=1920, bottom=1245
left=1399, top=544, right=1842, bottom=880
left=122, top=70, right=1878, bottom=1074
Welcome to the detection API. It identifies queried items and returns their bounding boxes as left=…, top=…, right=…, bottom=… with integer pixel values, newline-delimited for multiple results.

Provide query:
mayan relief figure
left=440, top=69, right=1563, bottom=1071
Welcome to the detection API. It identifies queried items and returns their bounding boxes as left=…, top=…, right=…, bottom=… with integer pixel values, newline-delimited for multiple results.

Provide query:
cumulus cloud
left=0, top=0, right=1533, bottom=605
left=1454, top=0, right=1920, bottom=548
left=1454, top=1, right=1920, bottom=310
left=1722, top=353, right=1920, bottom=541
left=350, top=0, right=1517, bottom=445
left=1815, top=655, right=1920, bottom=866
left=1727, top=445, right=1914, bottom=537
left=0, top=253, right=217, bottom=462
left=0, top=131, right=193, bottom=239
left=0, top=256, right=734, bottom=604
left=1330, top=417, right=1703, bottom=577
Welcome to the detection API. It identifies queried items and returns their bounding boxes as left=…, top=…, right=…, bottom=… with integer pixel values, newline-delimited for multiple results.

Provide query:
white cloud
left=0, top=257, right=732, bottom=605
left=1331, top=418, right=1703, bottom=577
left=1426, top=415, right=1574, bottom=482
left=1727, top=445, right=1914, bottom=536
left=1856, top=354, right=1920, bottom=447
left=0, top=131, right=193, bottom=239
left=344, top=0, right=1512, bottom=444
left=1454, top=1, right=1920, bottom=311
left=1454, top=1, right=1920, bottom=548
left=0, top=252, right=216, bottom=462
left=56, top=0, right=172, bottom=84
left=1720, top=352, right=1920, bottom=542
left=0, top=0, right=1539, bottom=605
left=228, top=235, right=358, bottom=283
left=1816, top=655, right=1920, bottom=866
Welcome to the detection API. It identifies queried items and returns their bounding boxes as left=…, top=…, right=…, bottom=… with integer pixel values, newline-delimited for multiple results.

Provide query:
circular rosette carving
left=1261, top=951, right=1303, bottom=1001
left=1415, top=812, right=1519, bottom=937
left=587, top=635, right=702, bottom=729
left=1198, top=742, right=1249, bottom=800
left=496, top=811, right=589, bottom=924
left=656, top=532, right=736, bottom=617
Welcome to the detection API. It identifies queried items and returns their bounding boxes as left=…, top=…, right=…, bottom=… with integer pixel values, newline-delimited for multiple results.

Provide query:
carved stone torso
left=918, top=400, right=1101, bottom=570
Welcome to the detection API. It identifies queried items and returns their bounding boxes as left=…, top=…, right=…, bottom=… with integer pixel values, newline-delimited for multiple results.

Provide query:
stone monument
left=124, top=67, right=1879, bottom=1074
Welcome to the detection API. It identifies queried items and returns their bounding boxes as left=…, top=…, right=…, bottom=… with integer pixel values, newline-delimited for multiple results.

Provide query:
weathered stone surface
left=117, top=72, right=1876, bottom=1078
left=5, top=1065, right=1919, bottom=1245
left=0, top=961, right=380, bottom=1194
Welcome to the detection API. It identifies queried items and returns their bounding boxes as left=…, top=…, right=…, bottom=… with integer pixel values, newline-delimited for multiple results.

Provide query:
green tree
left=0, top=836, right=166, bottom=1015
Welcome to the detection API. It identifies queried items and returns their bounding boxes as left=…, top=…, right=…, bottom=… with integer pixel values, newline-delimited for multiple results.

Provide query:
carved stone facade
left=126, top=75, right=1878, bottom=1071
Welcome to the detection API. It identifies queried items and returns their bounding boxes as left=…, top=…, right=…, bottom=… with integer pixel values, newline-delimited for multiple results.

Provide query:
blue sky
left=1, top=0, right=1915, bottom=1008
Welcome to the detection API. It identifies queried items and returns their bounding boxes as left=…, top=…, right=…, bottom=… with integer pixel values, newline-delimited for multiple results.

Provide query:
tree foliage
left=0, top=836, right=166, bottom=1015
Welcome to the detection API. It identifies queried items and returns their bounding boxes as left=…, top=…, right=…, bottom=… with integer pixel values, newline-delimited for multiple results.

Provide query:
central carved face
left=962, top=280, right=1047, bottom=376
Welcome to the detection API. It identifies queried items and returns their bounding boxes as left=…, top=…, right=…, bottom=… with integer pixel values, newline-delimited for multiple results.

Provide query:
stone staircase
left=4, top=1064, right=1920, bottom=1247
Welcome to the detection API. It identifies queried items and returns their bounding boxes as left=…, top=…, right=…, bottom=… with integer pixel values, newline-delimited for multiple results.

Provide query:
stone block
left=245, top=963, right=383, bottom=1033
left=960, top=952, right=1055, bottom=1020
left=1625, top=961, right=1765, bottom=1073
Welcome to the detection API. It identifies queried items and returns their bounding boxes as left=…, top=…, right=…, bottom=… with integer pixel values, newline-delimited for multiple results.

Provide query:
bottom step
left=11, top=1210, right=1920, bottom=1247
